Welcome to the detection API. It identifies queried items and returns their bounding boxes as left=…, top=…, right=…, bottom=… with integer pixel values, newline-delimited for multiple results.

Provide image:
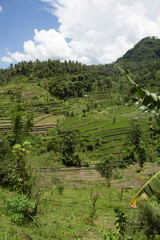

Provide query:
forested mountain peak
left=117, top=36, right=160, bottom=63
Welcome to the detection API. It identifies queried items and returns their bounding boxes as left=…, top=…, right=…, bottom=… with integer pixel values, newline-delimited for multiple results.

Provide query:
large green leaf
left=116, top=65, right=160, bottom=112
left=137, top=87, right=146, bottom=99
left=130, top=171, right=160, bottom=208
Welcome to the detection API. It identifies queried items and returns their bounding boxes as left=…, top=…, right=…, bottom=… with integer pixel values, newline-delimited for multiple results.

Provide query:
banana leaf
left=116, top=65, right=160, bottom=112
left=130, top=171, right=160, bottom=208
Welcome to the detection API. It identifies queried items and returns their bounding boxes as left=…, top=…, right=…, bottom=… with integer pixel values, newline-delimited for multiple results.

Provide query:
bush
left=114, top=207, right=128, bottom=236
left=96, top=154, right=117, bottom=187
left=11, top=141, right=33, bottom=196
left=5, top=194, right=36, bottom=223
left=0, top=135, right=13, bottom=187
left=138, top=200, right=160, bottom=238
left=57, top=128, right=83, bottom=166
left=127, top=199, right=160, bottom=239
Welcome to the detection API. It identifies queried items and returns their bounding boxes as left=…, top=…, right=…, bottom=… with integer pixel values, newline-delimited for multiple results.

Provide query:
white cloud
left=0, top=6, right=2, bottom=13
left=1, top=56, right=13, bottom=63
left=97, top=36, right=133, bottom=64
left=5, top=29, right=75, bottom=63
left=115, top=2, right=160, bottom=42
left=2, top=0, right=160, bottom=65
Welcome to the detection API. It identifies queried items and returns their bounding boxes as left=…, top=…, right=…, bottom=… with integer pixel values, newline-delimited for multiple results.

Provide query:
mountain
left=1, top=36, right=160, bottom=98
left=117, top=36, right=160, bottom=63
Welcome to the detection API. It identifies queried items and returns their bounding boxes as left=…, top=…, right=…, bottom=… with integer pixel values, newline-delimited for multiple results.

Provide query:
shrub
left=138, top=200, right=160, bottom=238
left=5, top=194, right=36, bottom=223
left=0, top=135, right=13, bottom=187
left=96, top=154, right=117, bottom=187
left=57, top=128, right=83, bottom=166
left=11, top=141, right=33, bottom=196
left=114, top=207, right=128, bottom=236
left=127, top=199, right=160, bottom=239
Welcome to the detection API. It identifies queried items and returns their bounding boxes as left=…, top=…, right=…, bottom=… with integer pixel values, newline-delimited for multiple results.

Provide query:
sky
left=1, top=0, right=160, bottom=69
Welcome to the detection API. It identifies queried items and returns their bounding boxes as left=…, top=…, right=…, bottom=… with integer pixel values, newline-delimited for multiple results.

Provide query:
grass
left=34, top=114, right=64, bottom=126
left=1, top=162, right=160, bottom=240
left=0, top=184, right=130, bottom=239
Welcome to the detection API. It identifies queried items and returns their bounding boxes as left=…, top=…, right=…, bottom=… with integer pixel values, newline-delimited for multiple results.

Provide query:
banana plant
left=116, top=65, right=160, bottom=207
left=116, top=65, right=160, bottom=112
left=130, top=171, right=160, bottom=208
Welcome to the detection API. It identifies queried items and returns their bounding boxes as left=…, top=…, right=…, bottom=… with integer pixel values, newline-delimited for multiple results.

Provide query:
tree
left=137, top=142, right=147, bottom=169
left=58, top=128, right=82, bottom=166
left=0, top=137, right=33, bottom=196
left=10, top=104, right=34, bottom=144
left=23, top=113, right=34, bottom=136
left=96, top=154, right=116, bottom=187
left=12, top=141, right=33, bottom=196
left=124, top=119, right=147, bottom=168
left=127, top=120, right=143, bottom=148
left=10, top=104, right=23, bottom=143
left=48, top=128, right=84, bottom=166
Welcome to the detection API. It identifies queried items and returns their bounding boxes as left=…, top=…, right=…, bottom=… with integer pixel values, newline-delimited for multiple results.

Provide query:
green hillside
left=0, top=37, right=160, bottom=239
left=117, top=36, right=160, bottom=63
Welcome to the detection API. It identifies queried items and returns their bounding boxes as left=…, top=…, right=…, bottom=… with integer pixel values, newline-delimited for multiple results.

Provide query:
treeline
left=0, top=60, right=117, bottom=99
left=1, top=36, right=160, bottom=98
left=1, top=59, right=160, bottom=99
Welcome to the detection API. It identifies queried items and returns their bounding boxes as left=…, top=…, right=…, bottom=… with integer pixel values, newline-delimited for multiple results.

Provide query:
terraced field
left=58, top=103, right=149, bottom=161
left=0, top=92, right=149, bottom=160
left=0, top=100, right=64, bottom=134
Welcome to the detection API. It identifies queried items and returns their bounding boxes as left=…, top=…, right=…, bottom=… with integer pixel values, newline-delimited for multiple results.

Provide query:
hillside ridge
left=117, top=36, right=160, bottom=63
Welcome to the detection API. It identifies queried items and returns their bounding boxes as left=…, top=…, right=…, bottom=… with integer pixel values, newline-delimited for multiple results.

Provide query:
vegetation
left=4, top=194, right=36, bottom=223
left=96, top=154, right=117, bottom=187
left=0, top=36, right=160, bottom=239
left=130, top=171, right=160, bottom=208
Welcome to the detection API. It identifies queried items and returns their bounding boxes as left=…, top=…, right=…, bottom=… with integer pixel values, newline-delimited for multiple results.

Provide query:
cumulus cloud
left=1, top=56, right=13, bottom=63
left=2, top=0, right=160, bottom=65
left=4, top=29, right=75, bottom=63
left=0, top=6, right=2, bottom=13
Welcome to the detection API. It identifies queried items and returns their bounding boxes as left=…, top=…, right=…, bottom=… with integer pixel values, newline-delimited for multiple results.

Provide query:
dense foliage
left=0, top=36, right=160, bottom=239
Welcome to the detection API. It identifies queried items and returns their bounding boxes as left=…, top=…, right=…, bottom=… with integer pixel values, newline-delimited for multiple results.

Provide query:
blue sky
left=0, top=0, right=58, bottom=68
left=1, top=0, right=160, bottom=69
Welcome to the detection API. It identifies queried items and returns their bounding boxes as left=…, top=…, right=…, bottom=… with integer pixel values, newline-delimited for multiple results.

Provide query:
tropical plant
left=116, top=65, right=160, bottom=112
left=130, top=171, right=160, bottom=208
left=116, top=65, right=160, bottom=207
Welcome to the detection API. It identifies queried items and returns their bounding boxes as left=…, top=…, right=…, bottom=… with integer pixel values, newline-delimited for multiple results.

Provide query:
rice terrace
left=0, top=37, right=160, bottom=239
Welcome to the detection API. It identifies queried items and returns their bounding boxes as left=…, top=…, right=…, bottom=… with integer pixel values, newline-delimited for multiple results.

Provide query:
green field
left=0, top=161, right=160, bottom=240
left=0, top=87, right=159, bottom=240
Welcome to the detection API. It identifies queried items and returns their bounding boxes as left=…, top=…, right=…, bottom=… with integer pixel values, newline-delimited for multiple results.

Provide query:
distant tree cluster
left=1, top=37, right=160, bottom=100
